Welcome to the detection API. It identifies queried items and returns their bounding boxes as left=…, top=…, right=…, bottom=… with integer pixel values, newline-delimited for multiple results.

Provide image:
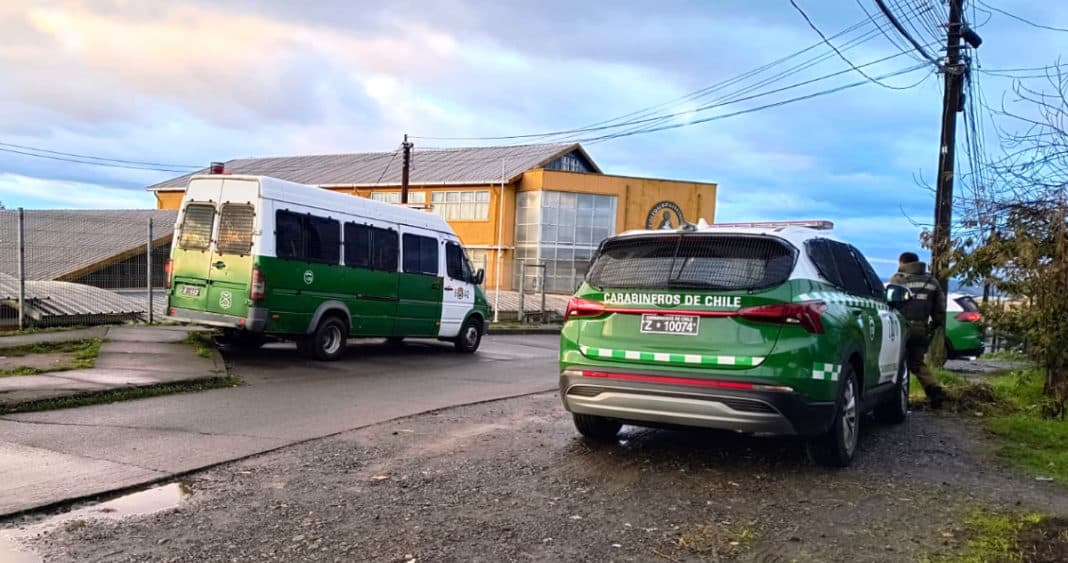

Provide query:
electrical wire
left=790, top=0, right=925, bottom=89
left=873, top=0, right=943, bottom=68
left=572, top=63, right=930, bottom=144
left=975, top=0, right=1068, bottom=33
left=0, top=146, right=195, bottom=173
left=0, top=141, right=201, bottom=170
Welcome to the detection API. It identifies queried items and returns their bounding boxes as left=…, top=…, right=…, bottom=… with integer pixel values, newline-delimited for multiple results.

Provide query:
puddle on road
left=0, top=482, right=193, bottom=562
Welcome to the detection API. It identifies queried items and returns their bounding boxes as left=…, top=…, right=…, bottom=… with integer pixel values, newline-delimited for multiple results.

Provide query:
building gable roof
left=0, top=209, right=178, bottom=281
left=146, top=143, right=601, bottom=191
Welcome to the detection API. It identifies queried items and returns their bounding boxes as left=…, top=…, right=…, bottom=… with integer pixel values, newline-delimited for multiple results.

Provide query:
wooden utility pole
left=400, top=134, right=413, bottom=204
left=931, top=0, right=966, bottom=334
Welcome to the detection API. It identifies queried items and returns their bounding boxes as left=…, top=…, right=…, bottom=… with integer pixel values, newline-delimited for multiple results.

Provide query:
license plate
left=179, top=285, right=202, bottom=297
left=640, top=314, right=699, bottom=335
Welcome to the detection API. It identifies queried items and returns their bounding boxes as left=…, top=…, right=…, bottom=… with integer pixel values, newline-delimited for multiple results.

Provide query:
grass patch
left=984, top=350, right=1029, bottom=362
left=0, top=375, right=240, bottom=416
left=676, top=522, right=757, bottom=558
left=0, top=325, right=89, bottom=337
left=914, top=367, right=1068, bottom=483
left=926, top=509, right=1068, bottom=563
left=0, top=339, right=102, bottom=377
left=185, top=331, right=215, bottom=358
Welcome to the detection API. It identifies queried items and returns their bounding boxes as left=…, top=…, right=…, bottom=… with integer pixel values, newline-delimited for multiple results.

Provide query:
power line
left=0, top=146, right=194, bottom=173
left=790, top=0, right=926, bottom=89
left=874, top=0, right=943, bottom=68
left=0, top=141, right=200, bottom=169
left=975, top=0, right=1068, bottom=33
left=855, top=0, right=928, bottom=63
left=572, top=63, right=930, bottom=144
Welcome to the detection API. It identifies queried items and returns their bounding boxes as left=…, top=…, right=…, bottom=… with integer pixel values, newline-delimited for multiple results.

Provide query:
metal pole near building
left=147, top=216, right=154, bottom=325
left=17, top=208, right=25, bottom=330
left=517, top=261, right=526, bottom=323
left=493, top=159, right=505, bottom=323
left=539, top=263, right=546, bottom=323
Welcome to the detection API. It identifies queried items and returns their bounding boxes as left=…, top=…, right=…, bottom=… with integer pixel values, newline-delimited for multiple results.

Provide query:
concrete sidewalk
left=0, top=326, right=225, bottom=408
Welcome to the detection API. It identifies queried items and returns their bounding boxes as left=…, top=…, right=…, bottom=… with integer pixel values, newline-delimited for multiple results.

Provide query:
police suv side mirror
left=473, top=269, right=485, bottom=285
left=886, top=284, right=912, bottom=309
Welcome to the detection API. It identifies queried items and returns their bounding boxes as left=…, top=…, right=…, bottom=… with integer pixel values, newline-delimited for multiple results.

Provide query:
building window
left=544, top=151, right=594, bottom=173
left=430, top=191, right=490, bottom=221
left=513, top=190, right=617, bottom=293
left=371, top=192, right=426, bottom=204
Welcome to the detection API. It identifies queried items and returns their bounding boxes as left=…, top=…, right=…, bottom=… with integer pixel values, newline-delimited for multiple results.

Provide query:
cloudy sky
left=1, top=1, right=1065, bottom=276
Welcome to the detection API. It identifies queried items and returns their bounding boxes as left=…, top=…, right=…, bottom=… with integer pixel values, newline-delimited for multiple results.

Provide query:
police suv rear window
left=587, top=234, right=796, bottom=290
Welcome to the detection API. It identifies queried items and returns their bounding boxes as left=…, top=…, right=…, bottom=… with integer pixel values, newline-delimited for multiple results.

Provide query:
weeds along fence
left=0, top=209, right=176, bottom=330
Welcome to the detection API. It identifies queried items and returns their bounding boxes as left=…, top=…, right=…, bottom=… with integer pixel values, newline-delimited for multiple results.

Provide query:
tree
left=948, top=68, right=1068, bottom=418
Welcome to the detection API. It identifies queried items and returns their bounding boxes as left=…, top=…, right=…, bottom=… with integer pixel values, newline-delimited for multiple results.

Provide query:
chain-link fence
left=0, top=209, right=176, bottom=330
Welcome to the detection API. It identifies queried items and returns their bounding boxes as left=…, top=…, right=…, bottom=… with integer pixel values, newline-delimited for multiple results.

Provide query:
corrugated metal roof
left=0, top=210, right=177, bottom=281
left=0, top=274, right=147, bottom=324
left=146, top=143, right=599, bottom=191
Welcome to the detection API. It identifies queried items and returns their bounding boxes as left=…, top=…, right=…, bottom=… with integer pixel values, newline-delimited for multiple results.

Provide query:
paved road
left=0, top=335, right=559, bottom=517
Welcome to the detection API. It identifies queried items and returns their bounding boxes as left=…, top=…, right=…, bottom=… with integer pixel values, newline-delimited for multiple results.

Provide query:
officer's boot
left=925, top=384, right=945, bottom=409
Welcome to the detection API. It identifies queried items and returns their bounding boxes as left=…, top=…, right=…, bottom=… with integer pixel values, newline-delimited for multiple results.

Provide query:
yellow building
left=147, top=143, right=717, bottom=293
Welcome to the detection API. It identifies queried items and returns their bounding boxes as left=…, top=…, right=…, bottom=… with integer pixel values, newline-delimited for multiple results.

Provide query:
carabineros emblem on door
left=303, top=270, right=314, bottom=285
left=219, top=290, right=233, bottom=310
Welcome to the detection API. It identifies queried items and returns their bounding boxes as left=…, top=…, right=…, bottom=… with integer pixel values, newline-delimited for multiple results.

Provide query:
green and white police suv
left=559, top=220, right=914, bottom=467
left=166, top=174, right=490, bottom=360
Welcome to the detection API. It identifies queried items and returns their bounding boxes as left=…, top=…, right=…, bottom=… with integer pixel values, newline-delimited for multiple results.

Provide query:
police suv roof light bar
left=703, top=220, right=834, bottom=230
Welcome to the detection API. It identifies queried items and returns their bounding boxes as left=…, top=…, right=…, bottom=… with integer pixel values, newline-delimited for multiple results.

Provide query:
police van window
left=829, top=241, right=871, bottom=297
left=344, top=223, right=371, bottom=268
left=179, top=204, right=216, bottom=251
left=371, top=228, right=398, bottom=271
left=304, top=216, right=340, bottom=264
left=445, top=242, right=466, bottom=280
left=275, top=211, right=340, bottom=264
left=275, top=210, right=303, bottom=259
left=587, top=234, right=795, bottom=290
left=403, top=234, right=438, bottom=275
left=216, top=203, right=255, bottom=256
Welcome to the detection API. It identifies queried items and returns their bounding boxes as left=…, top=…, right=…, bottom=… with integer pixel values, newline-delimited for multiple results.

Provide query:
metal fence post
left=17, top=208, right=25, bottom=330
left=539, top=263, right=546, bottom=323
left=517, top=261, right=526, bottom=323
left=147, top=217, right=154, bottom=325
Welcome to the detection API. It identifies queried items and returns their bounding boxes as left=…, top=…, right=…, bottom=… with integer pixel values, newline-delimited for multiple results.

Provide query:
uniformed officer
left=890, top=252, right=947, bottom=409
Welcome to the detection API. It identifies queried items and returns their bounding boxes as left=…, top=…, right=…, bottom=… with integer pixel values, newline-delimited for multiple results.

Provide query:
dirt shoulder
left=11, top=390, right=1068, bottom=562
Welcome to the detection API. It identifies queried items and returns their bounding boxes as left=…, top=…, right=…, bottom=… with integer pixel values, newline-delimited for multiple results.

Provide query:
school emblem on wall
left=645, top=201, right=686, bottom=230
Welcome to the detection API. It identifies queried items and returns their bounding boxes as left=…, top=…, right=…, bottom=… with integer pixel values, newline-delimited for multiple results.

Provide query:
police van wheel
left=454, top=317, right=483, bottom=354
left=808, top=365, right=860, bottom=468
left=310, top=317, right=348, bottom=361
left=573, top=414, right=622, bottom=443
left=875, top=360, right=909, bottom=424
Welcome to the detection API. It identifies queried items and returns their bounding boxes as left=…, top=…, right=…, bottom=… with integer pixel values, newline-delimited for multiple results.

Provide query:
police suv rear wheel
left=573, top=414, right=622, bottom=443
left=309, top=317, right=348, bottom=361
left=808, top=364, right=860, bottom=468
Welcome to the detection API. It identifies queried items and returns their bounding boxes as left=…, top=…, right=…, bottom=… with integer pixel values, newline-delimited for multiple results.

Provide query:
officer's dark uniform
left=890, top=259, right=947, bottom=406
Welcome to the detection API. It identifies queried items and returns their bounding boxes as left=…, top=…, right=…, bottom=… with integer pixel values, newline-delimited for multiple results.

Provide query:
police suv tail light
left=164, top=260, right=174, bottom=289
left=955, top=311, right=981, bottom=322
left=250, top=267, right=266, bottom=300
left=565, top=297, right=605, bottom=320
left=738, top=301, right=827, bottom=334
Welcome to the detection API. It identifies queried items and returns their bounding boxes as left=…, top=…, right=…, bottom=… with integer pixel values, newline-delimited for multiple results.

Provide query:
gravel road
left=8, top=390, right=1068, bottom=562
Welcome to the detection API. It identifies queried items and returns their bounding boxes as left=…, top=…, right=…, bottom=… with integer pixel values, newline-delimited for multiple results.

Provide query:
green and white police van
left=559, top=220, right=913, bottom=467
left=165, top=174, right=490, bottom=360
